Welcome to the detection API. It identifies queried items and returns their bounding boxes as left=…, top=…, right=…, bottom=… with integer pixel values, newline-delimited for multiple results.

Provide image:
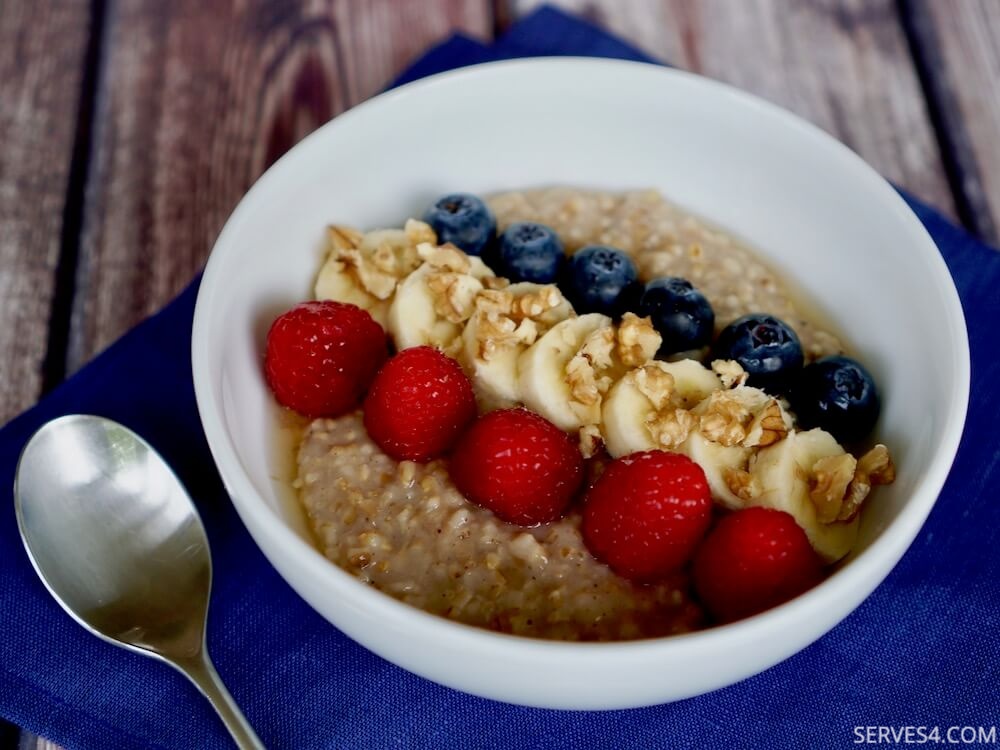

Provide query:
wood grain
left=907, top=0, right=1000, bottom=244
left=68, top=0, right=492, bottom=373
left=507, top=0, right=956, bottom=219
left=0, top=1, right=91, bottom=423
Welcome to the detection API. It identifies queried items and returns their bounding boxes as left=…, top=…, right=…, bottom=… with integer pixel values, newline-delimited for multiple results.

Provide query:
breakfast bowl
left=191, top=58, right=969, bottom=709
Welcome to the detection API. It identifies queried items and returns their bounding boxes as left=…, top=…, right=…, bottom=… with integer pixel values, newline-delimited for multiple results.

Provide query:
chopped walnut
left=417, top=241, right=472, bottom=273
left=320, top=225, right=425, bottom=302
left=338, top=246, right=398, bottom=300
left=808, top=453, right=858, bottom=523
left=617, top=313, right=662, bottom=367
left=482, top=275, right=510, bottom=290
left=566, top=326, right=616, bottom=407
left=723, top=467, right=760, bottom=502
left=711, top=359, right=748, bottom=389
left=646, top=408, right=694, bottom=449
left=578, top=325, right=616, bottom=372
left=513, top=285, right=566, bottom=323
left=404, top=218, right=436, bottom=246
left=743, top=399, right=789, bottom=448
left=630, top=363, right=675, bottom=411
left=840, top=444, right=895, bottom=521
left=697, top=387, right=788, bottom=448
left=426, top=272, right=482, bottom=323
left=473, top=289, right=512, bottom=318
left=698, top=390, right=754, bottom=446
left=467, top=286, right=569, bottom=363
left=578, top=424, right=604, bottom=459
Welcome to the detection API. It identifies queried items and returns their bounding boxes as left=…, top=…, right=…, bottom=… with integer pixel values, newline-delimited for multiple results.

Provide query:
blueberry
left=496, top=222, right=565, bottom=283
left=423, top=193, right=496, bottom=256
left=638, top=277, right=715, bottom=356
left=713, top=313, right=804, bottom=393
left=560, top=245, right=639, bottom=317
left=789, top=355, right=880, bottom=444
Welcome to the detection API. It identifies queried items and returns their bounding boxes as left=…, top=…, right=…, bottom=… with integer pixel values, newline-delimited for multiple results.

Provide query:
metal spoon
left=14, top=415, right=264, bottom=749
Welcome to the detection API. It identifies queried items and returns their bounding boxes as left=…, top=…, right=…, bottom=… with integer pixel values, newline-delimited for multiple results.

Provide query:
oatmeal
left=298, top=413, right=700, bottom=640
left=489, top=188, right=843, bottom=360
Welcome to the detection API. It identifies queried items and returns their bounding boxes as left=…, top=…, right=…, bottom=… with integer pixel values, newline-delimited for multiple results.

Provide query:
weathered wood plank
left=906, top=0, right=1000, bottom=244
left=68, top=0, right=492, bottom=373
left=507, top=0, right=956, bottom=221
left=0, top=1, right=91, bottom=423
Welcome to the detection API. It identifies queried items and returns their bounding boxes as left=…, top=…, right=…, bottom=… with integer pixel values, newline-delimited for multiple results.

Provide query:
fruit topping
left=582, top=451, right=713, bottom=581
left=713, top=313, right=804, bottom=394
left=363, top=346, right=476, bottom=462
left=495, top=221, right=565, bottom=283
left=637, top=277, right=715, bottom=356
left=423, top=193, right=496, bottom=256
left=449, top=408, right=584, bottom=525
left=264, top=301, right=387, bottom=418
left=789, top=355, right=880, bottom=443
left=559, top=245, right=640, bottom=317
left=692, top=507, right=824, bottom=622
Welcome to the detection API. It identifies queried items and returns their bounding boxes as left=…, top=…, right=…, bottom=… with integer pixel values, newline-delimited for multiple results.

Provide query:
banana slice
left=314, top=222, right=431, bottom=327
left=602, top=359, right=723, bottom=458
left=460, top=283, right=574, bottom=411
left=387, top=245, right=494, bottom=353
left=750, top=428, right=859, bottom=562
left=662, top=359, right=724, bottom=407
left=678, top=430, right=752, bottom=510
left=518, top=313, right=613, bottom=431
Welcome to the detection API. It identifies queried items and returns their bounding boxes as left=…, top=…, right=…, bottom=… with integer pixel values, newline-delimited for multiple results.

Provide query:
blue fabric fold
left=2, top=7, right=998, bottom=749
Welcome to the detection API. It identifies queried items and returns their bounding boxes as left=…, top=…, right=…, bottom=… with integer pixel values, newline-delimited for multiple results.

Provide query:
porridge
left=489, top=189, right=842, bottom=360
left=264, top=188, right=895, bottom=640
left=297, top=413, right=700, bottom=640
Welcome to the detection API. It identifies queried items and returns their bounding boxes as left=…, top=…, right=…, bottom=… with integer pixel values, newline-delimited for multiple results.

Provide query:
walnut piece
left=467, top=285, right=571, bottom=363
left=417, top=241, right=471, bottom=273
left=482, top=276, right=510, bottom=290
left=723, top=467, right=761, bottom=502
left=426, top=272, right=482, bottom=324
left=578, top=424, right=604, bottom=459
left=320, top=225, right=426, bottom=302
left=512, top=284, right=566, bottom=324
left=338, top=246, right=398, bottom=300
left=646, top=408, right=694, bottom=449
left=404, top=218, right=436, bottom=246
left=566, top=326, right=616, bottom=407
left=744, top=399, right=789, bottom=448
left=617, top=313, right=662, bottom=367
left=630, top=363, right=675, bottom=411
left=711, top=359, right=749, bottom=389
left=808, top=453, right=858, bottom=523
left=697, top=387, right=789, bottom=448
left=698, top=390, right=754, bottom=446
left=840, top=444, right=895, bottom=521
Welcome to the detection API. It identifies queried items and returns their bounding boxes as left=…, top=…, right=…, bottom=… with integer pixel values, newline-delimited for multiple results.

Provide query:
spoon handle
left=175, top=651, right=265, bottom=749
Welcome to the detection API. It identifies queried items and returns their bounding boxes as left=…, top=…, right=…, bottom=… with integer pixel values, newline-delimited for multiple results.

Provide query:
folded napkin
left=3, top=8, right=998, bottom=749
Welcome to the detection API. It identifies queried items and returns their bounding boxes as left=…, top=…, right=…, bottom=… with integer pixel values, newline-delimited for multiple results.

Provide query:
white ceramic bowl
left=192, top=58, right=969, bottom=709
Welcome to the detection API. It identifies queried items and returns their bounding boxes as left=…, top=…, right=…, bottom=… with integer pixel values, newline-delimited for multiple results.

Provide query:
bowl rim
left=191, top=57, right=971, bottom=662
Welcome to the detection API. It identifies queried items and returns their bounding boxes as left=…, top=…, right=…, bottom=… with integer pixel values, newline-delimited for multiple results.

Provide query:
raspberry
left=264, top=301, right=387, bottom=418
left=363, top=347, right=476, bottom=462
left=581, top=451, right=712, bottom=582
left=693, top=507, right=824, bottom=623
left=449, top=408, right=584, bottom=525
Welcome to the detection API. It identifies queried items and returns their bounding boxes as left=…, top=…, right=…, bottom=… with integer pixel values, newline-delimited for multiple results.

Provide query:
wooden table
left=3, top=1, right=997, bottom=747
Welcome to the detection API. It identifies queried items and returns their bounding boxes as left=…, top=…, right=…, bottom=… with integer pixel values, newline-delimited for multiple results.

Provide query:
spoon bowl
left=15, top=415, right=262, bottom=749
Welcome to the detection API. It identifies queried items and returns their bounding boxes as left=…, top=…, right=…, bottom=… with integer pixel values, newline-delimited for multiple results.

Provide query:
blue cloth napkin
left=3, top=8, right=998, bottom=749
